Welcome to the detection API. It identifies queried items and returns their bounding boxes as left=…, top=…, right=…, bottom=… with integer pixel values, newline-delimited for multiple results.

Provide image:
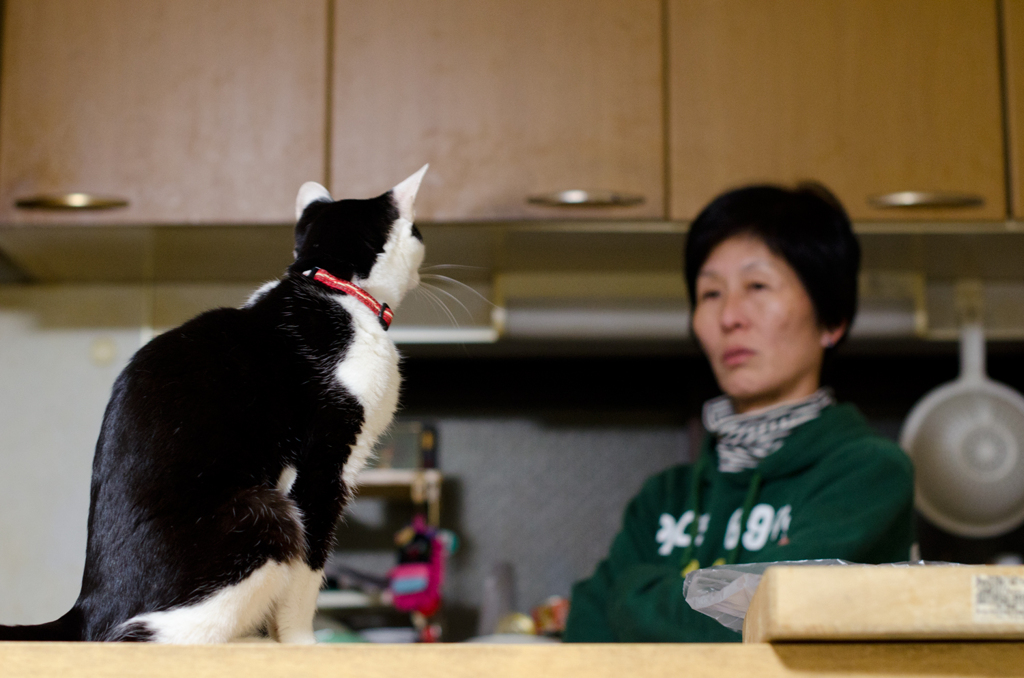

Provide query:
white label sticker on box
left=973, top=575, right=1024, bottom=623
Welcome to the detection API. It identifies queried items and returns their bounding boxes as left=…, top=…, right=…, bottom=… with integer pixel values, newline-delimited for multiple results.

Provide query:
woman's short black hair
left=684, top=183, right=860, bottom=337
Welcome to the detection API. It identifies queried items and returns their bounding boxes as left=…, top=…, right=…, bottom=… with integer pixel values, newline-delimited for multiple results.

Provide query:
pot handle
left=959, top=322, right=987, bottom=383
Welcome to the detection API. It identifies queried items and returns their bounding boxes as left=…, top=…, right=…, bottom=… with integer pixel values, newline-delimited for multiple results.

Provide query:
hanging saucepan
left=900, top=323, right=1024, bottom=537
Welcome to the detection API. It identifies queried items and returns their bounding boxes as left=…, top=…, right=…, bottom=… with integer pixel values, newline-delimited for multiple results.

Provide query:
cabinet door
left=331, top=0, right=663, bottom=221
left=1004, top=0, right=1024, bottom=218
left=0, top=0, right=327, bottom=225
left=669, top=0, right=1005, bottom=221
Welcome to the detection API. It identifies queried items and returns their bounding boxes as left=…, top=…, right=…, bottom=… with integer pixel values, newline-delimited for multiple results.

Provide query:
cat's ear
left=295, top=181, right=332, bottom=221
left=391, top=164, right=428, bottom=222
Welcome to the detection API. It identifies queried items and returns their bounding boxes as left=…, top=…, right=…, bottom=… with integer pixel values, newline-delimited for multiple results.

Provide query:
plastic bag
left=682, top=559, right=849, bottom=632
left=682, top=560, right=950, bottom=632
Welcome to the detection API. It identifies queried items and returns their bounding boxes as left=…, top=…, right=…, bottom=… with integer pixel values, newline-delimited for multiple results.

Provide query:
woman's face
left=692, top=234, right=845, bottom=414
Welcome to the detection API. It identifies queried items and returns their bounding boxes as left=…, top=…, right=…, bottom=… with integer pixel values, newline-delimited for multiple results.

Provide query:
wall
left=0, top=284, right=253, bottom=623
left=436, top=418, right=688, bottom=616
left=0, top=286, right=144, bottom=623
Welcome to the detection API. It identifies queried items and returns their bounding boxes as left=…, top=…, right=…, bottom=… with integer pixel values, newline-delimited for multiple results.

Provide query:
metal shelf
left=356, top=468, right=442, bottom=526
left=316, top=589, right=382, bottom=611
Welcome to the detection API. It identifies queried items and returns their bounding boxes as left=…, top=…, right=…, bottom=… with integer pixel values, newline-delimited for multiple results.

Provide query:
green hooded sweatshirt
left=563, top=403, right=914, bottom=643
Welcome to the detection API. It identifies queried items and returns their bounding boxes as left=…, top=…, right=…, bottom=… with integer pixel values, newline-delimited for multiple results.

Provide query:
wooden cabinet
left=330, top=0, right=664, bottom=221
left=0, top=0, right=327, bottom=225
left=0, top=1, right=1016, bottom=229
left=1003, top=0, right=1024, bottom=219
left=669, top=0, right=1006, bottom=222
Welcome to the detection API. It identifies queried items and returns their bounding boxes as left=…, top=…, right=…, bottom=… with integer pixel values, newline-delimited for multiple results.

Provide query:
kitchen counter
left=1, top=641, right=1022, bottom=678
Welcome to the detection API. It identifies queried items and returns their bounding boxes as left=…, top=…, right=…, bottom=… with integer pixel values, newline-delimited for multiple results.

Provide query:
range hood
left=1, top=221, right=1023, bottom=347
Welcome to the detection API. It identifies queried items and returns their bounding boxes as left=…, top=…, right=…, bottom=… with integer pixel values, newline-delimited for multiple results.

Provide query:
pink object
left=388, top=517, right=448, bottom=617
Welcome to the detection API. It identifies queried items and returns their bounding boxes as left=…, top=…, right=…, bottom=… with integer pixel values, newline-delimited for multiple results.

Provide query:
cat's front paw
left=277, top=630, right=317, bottom=645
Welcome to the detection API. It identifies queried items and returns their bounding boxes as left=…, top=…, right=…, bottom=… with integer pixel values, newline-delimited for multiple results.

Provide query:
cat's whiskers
left=410, top=284, right=463, bottom=329
left=418, top=263, right=486, bottom=272
left=419, top=280, right=475, bottom=319
left=418, top=273, right=496, bottom=308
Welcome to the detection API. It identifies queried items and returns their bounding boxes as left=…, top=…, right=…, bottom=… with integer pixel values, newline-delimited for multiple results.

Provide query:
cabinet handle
left=527, top=189, right=645, bottom=207
left=15, top=193, right=129, bottom=210
left=867, top=191, right=984, bottom=209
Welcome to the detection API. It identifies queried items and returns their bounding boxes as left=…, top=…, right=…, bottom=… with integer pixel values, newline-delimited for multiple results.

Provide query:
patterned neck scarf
left=703, top=388, right=835, bottom=473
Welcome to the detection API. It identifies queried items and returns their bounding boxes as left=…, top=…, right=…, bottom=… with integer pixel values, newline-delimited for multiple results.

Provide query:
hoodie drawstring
left=677, top=454, right=764, bottom=572
left=727, top=471, right=763, bottom=564
left=677, top=453, right=709, bottom=569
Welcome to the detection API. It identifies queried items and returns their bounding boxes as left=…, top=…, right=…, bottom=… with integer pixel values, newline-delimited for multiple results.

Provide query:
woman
left=563, top=184, right=914, bottom=642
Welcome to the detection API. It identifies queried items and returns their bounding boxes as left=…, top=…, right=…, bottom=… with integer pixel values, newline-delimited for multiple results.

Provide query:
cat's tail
left=0, top=608, right=82, bottom=640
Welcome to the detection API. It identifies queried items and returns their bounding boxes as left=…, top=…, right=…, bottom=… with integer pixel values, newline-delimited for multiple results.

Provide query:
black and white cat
left=0, top=166, right=428, bottom=643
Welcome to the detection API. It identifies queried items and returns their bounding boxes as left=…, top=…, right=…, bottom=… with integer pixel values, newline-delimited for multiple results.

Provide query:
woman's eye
left=699, top=289, right=720, bottom=301
left=748, top=281, right=768, bottom=291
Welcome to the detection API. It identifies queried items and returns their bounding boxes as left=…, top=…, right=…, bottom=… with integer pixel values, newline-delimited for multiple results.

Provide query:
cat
left=0, top=166, right=428, bottom=643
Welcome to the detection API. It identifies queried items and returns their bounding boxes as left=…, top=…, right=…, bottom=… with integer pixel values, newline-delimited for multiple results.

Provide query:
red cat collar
left=304, top=268, right=393, bottom=330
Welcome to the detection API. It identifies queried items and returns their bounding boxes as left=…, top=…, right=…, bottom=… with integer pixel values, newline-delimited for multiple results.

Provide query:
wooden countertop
left=1, top=642, right=1023, bottom=678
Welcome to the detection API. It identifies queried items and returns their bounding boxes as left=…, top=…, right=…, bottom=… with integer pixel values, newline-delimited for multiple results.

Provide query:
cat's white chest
left=332, top=295, right=401, bottom=485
